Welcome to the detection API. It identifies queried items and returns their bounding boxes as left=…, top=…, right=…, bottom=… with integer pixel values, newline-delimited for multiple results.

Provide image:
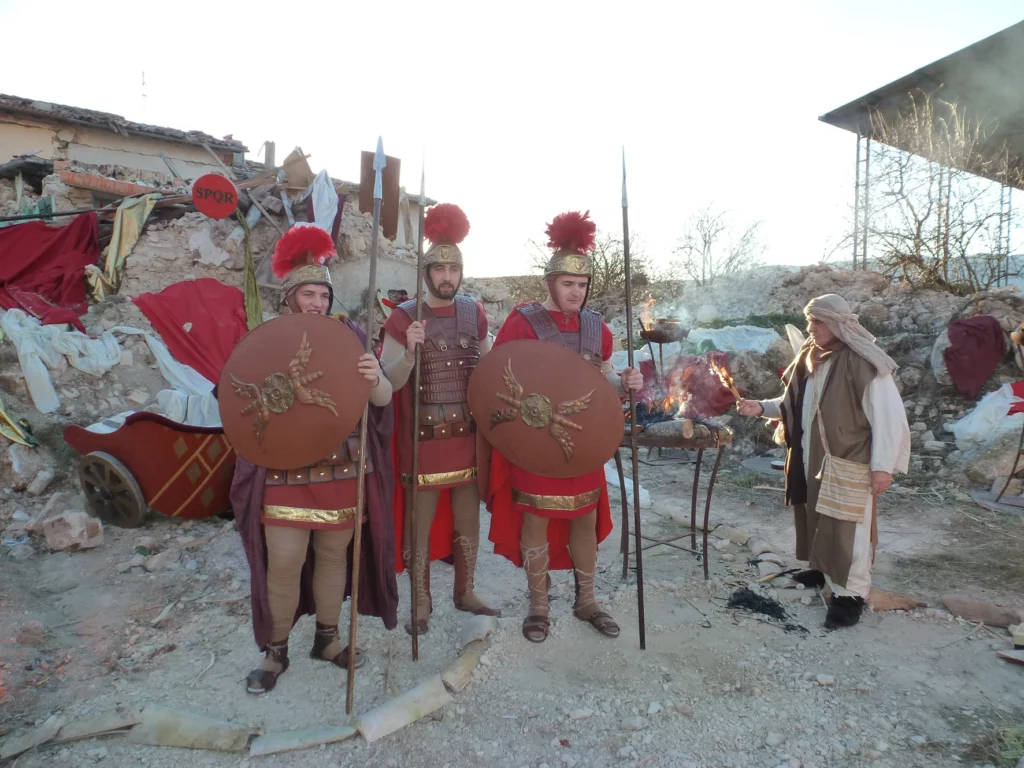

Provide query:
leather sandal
left=310, top=622, right=366, bottom=670
left=522, top=615, right=550, bottom=643
left=574, top=608, right=620, bottom=638
left=246, top=640, right=289, bottom=694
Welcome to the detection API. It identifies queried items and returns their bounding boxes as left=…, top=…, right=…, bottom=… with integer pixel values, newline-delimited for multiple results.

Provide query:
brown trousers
left=265, top=525, right=354, bottom=643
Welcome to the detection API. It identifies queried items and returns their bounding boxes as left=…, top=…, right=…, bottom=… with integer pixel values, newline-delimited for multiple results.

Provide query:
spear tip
left=621, top=147, right=628, bottom=209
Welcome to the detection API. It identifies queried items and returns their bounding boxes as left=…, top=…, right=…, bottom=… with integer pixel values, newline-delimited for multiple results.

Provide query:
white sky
left=2, top=1, right=1022, bottom=277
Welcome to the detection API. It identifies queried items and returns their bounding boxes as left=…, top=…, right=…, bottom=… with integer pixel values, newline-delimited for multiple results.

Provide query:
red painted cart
left=63, top=411, right=236, bottom=528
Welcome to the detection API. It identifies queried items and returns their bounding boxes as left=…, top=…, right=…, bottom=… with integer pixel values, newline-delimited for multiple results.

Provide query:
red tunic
left=384, top=299, right=488, bottom=570
left=485, top=304, right=616, bottom=570
left=262, top=474, right=361, bottom=531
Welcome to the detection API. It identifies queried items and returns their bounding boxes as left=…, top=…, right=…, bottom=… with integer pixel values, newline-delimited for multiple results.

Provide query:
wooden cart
left=63, top=411, right=236, bottom=528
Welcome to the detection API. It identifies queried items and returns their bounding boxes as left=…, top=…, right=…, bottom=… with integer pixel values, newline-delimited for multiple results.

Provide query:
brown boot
left=310, top=622, right=365, bottom=670
left=404, top=548, right=432, bottom=636
left=246, top=639, right=289, bottom=695
left=453, top=534, right=500, bottom=617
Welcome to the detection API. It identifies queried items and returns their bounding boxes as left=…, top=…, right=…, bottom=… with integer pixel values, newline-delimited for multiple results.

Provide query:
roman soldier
left=380, top=203, right=499, bottom=635
left=484, top=211, right=643, bottom=643
left=229, top=224, right=399, bottom=694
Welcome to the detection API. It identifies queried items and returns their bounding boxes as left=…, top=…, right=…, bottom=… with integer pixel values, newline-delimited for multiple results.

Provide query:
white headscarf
left=804, top=294, right=898, bottom=377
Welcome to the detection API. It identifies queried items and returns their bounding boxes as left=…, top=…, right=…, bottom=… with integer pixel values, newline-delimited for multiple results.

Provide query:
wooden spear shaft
left=622, top=149, right=646, bottom=650
left=346, top=138, right=386, bottom=714
left=409, top=163, right=426, bottom=661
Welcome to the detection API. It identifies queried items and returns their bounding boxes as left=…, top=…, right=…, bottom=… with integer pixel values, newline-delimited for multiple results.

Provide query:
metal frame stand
left=616, top=442, right=727, bottom=582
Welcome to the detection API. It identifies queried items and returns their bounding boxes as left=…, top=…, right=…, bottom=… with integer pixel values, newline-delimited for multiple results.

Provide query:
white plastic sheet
left=0, top=310, right=220, bottom=426
left=687, top=325, right=780, bottom=354
left=604, top=460, right=652, bottom=508
left=947, top=382, right=1024, bottom=449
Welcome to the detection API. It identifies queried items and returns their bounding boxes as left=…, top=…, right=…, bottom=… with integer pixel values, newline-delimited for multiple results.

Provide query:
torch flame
left=639, top=297, right=657, bottom=331
left=709, top=360, right=742, bottom=403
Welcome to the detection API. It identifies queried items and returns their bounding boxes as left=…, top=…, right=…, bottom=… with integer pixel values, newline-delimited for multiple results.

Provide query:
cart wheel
left=77, top=452, right=148, bottom=528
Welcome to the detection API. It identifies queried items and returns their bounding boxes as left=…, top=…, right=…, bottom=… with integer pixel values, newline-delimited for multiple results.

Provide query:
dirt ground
left=2, top=449, right=1023, bottom=768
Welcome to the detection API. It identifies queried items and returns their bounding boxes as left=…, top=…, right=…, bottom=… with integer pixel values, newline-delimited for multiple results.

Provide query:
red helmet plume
left=272, top=224, right=336, bottom=279
left=424, top=203, right=470, bottom=246
left=545, top=211, right=596, bottom=255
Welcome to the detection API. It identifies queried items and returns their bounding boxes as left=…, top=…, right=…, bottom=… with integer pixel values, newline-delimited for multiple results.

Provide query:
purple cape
left=229, top=319, right=399, bottom=650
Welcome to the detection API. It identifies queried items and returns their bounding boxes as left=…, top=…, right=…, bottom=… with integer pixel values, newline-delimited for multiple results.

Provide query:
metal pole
left=346, top=137, right=386, bottom=715
left=409, top=159, right=426, bottom=660
left=862, top=135, right=871, bottom=270
left=852, top=134, right=861, bottom=270
left=622, top=148, right=646, bottom=651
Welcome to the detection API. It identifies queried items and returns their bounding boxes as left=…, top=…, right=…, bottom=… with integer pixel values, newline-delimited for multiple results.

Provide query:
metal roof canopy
left=819, top=19, right=1024, bottom=189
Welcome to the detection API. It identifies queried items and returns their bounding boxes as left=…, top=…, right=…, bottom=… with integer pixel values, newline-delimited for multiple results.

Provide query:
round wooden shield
left=192, top=174, right=239, bottom=219
left=218, top=314, right=371, bottom=470
left=468, top=339, right=625, bottom=479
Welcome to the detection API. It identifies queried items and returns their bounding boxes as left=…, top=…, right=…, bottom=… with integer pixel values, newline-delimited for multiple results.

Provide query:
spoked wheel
left=77, top=452, right=148, bottom=528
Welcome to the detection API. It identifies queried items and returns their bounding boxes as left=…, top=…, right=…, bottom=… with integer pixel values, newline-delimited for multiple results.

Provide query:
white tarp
left=947, top=382, right=1024, bottom=449
left=604, top=460, right=652, bottom=508
left=0, top=310, right=220, bottom=426
left=687, top=325, right=780, bottom=354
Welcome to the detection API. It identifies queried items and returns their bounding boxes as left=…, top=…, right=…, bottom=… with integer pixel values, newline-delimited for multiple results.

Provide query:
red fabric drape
left=132, top=278, right=248, bottom=383
left=0, top=213, right=100, bottom=331
left=945, top=316, right=1006, bottom=400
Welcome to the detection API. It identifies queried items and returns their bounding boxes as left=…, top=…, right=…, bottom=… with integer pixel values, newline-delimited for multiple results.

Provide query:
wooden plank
left=359, top=150, right=401, bottom=240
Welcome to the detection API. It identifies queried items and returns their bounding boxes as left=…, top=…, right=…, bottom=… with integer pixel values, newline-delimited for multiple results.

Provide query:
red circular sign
left=192, top=174, right=239, bottom=219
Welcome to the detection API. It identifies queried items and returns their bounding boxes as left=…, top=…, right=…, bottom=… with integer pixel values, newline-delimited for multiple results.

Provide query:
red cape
left=390, top=391, right=456, bottom=572
left=485, top=446, right=613, bottom=571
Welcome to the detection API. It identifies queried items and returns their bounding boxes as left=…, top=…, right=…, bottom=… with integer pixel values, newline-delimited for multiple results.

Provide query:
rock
left=117, top=561, right=134, bottom=574
left=920, top=430, right=936, bottom=442
left=16, top=620, right=45, bottom=646
left=85, top=747, right=108, bottom=760
left=765, top=732, right=785, bottom=747
left=5, top=444, right=52, bottom=492
left=944, top=449, right=963, bottom=466
left=12, top=510, right=29, bottom=522
left=713, top=526, right=752, bottom=546
left=568, top=709, right=593, bottom=721
left=675, top=703, right=694, bottom=716
left=42, top=510, right=104, bottom=551
left=962, top=429, right=1022, bottom=484
left=8, top=542, right=35, bottom=560
left=145, top=548, right=181, bottom=572
left=815, top=674, right=836, bottom=686
left=134, top=535, right=158, bottom=552
left=747, top=536, right=773, bottom=556
left=127, top=390, right=149, bottom=406
left=911, top=422, right=927, bottom=432
left=185, top=559, right=199, bottom=572
left=922, top=440, right=948, bottom=455
left=874, top=740, right=889, bottom=752
left=617, top=746, right=637, bottom=759
left=25, top=470, right=55, bottom=497
left=758, top=561, right=782, bottom=578
left=647, top=701, right=662, bottom=715
left=759, top=552, right=786, bottom=566
left=620, top=716, right=646, bottom=731
left=943, top=595, right=1023, bottom=628
left=711, top=538, right=733, bottom=552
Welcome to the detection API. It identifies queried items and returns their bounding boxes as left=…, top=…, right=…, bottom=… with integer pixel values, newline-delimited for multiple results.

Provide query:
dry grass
left=966, top=725, right=1024, bottom=768
left=892, top=505, right=1024, bottom=594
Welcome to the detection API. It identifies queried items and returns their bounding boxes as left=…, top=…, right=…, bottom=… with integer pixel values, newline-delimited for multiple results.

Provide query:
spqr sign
left=192, top=174, right=239, bottom=219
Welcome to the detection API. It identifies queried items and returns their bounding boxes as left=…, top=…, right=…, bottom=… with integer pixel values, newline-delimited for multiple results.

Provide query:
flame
left=639, top=297, right=657, bottom=331
left=709, top=360, right=742, bottom=402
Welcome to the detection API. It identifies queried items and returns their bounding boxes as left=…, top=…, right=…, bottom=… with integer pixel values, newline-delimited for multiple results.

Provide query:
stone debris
left=41, top=510, right=104, bottom=551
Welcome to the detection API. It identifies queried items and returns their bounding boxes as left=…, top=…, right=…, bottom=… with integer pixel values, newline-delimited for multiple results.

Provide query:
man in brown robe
left=738, top=293, right=910, bottom=628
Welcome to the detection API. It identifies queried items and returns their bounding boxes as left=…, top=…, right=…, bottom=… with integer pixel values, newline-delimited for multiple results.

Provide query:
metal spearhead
left=373, top=136, right=386, bottom=201
left=419, top=150, right=426, bottom=206
left=622, top=146, right=628, bottom=209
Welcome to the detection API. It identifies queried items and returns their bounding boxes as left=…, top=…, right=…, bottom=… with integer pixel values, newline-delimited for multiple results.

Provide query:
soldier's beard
left=426, top=275, right=460, bottom=301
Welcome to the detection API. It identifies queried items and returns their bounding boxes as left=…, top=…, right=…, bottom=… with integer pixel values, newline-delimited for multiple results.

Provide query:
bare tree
left=528, top=230, right=649, bottom=298
left=671, top=205, right=765, bottom=286
left=865, top=90, right=1024, bottom=292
